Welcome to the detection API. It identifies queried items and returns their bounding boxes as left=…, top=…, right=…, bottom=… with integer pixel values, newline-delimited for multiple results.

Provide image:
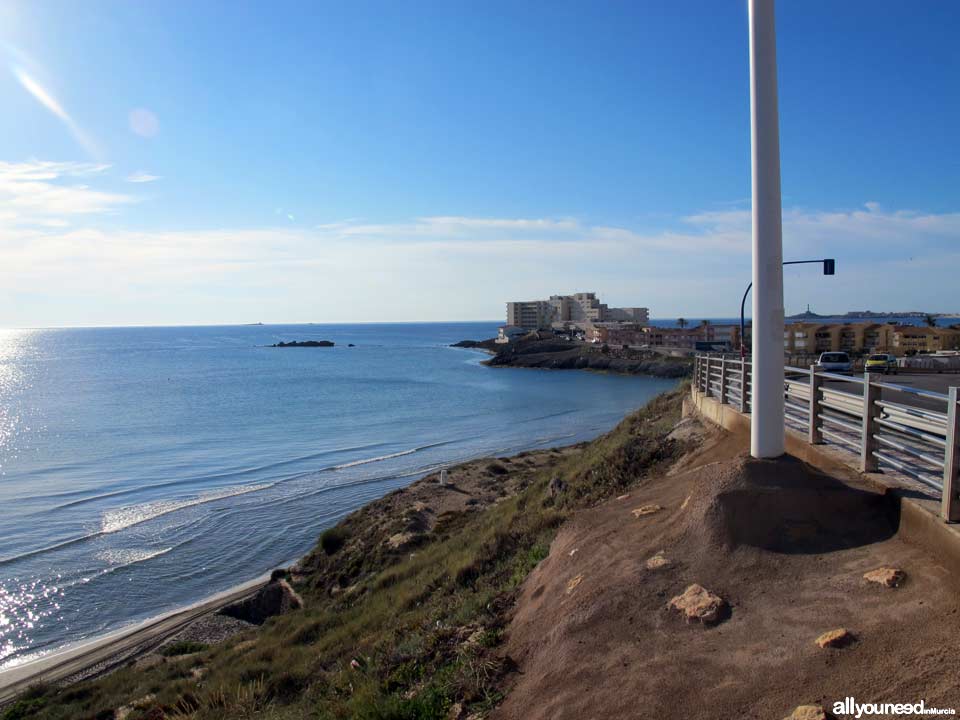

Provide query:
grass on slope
left=4, top=386, right=686, bottom=720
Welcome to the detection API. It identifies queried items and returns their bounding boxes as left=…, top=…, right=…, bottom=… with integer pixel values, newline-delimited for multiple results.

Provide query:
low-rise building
left=495, top=325, right=527, bottom=344
left=780, top=321, right=960, bottom=356
left=892, top=326, right=960, bottom=355
left=639, top=324, right=741, bottom=350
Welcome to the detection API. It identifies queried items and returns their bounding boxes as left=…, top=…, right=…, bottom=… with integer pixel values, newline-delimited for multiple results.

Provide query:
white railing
left=693, top=353, right=960, bottom=522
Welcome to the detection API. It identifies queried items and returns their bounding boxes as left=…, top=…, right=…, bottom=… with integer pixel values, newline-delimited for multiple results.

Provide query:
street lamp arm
left=738, top=258, right=835, bottom=359
left=740, top=281, right=753, bottom=359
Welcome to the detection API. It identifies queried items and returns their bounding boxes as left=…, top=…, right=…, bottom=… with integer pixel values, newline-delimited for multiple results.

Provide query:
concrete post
left=749, top=0, right=785, bottom=458
left=860, top=372, right=881, bottom=473
left=808, top=364, right=822, bottom=444
left=719, top=358, right=728, bottom=404
left=942, top=387, right=960, bottom=522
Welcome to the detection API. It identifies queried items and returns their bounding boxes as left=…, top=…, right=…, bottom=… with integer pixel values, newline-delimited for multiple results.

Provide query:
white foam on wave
left=328, top=441, right=452, bottom=471
left=94, top=547, right=173, bottom=568
left=99, top=483, right=274, bottom=534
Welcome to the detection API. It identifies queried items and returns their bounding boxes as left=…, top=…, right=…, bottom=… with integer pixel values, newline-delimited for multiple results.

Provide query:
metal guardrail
left=693, top=353, right=960, bottom=522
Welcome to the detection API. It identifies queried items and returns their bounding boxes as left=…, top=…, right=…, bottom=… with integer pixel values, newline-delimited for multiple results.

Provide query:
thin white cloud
left=126, top=171, right=161, bottom=183
left=0, top=160, right=134, bottom=223
left=12, top=68, right=101, bottom=160
left=3, top=174, right=959, bottom=324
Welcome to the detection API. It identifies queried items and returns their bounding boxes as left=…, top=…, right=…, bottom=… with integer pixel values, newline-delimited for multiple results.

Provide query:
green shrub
left=1, top=698, right=46, bottom=720
left=159, top=640, right=208, bottom=657
left=320, top=526, right=349, bottom=555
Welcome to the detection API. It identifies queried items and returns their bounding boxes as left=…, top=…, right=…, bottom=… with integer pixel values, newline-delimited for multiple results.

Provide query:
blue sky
left=1, top=0, right=958, bottom=326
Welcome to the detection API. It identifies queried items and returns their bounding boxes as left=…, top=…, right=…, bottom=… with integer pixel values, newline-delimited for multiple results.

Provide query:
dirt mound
left=218, top=579, right=302, bottom=625
left=680, top=455, right=896, bottom=554
left=494, top=444, right=960, bottom=720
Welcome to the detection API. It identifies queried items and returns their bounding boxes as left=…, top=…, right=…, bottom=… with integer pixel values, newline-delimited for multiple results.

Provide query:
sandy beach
left=0, top=574, right=270, bottom=706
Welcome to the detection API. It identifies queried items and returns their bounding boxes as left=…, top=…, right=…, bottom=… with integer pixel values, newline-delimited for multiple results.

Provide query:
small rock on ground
left=815, top=628, right=854, bottom=649
left=783, top=705, right=834, bottom=720
left=863, top=566, right=906, bottom=588
left=115, top=694, right=156, bottom=720
left=646, top=552, right=671, bottom=571
left=668, top=584, right=725, bottom=624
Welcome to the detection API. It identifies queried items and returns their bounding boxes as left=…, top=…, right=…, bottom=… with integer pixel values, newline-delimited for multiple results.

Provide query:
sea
left=0, top=322, right=677, bottom=669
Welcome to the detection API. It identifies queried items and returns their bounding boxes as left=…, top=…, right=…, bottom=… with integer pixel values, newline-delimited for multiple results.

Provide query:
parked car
left=865, top=353, right=898, bottom=375
left=817, top=351, right=853, bottom=374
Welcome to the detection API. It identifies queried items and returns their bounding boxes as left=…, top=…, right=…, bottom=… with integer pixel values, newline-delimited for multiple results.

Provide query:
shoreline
left=0, top=573, right=272, bottom=705
left=0, top=350, right=677, bottom=710
left=0, top=388, right=698, bottom=717
left=0, top=435, right=587, bottom=708
left=0, top=387, right=656, bottom=705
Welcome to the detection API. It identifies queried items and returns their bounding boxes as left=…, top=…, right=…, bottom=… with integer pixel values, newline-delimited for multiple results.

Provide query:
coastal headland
left=453, top=335, right=692, bottom=379
left=5, top=383, right=959, bottom=718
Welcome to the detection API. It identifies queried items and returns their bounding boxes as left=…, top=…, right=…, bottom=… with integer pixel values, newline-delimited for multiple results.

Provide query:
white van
left=817, top=351, right=853, bottom=374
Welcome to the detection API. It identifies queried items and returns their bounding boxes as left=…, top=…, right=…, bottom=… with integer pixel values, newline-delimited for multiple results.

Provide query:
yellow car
left=865, top=353, right=898, bottom=375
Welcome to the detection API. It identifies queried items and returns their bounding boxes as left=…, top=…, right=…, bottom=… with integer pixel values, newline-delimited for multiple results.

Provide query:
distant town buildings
left=601, top=324, right=741, bottom=351
left=499, top=294, right=960, bottom=357
left=782, top=322, right=960, bottom=356
left=506, top=292, right=649, bottom=330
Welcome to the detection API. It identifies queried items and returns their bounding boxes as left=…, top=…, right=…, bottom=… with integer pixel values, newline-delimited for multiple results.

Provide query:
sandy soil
left=494, top=424, right=960, bottom=720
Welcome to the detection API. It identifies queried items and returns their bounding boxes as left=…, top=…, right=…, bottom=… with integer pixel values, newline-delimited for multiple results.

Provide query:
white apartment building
left=506, top=292, right=649, bottom=330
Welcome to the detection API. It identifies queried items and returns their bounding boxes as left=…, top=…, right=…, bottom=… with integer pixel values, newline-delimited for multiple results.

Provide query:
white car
left=817, top=351, right=853, bottom=374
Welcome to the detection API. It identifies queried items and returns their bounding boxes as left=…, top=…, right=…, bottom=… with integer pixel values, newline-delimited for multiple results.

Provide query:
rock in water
left=668, top=584, right=725, bottom=624
left=271, top=340, right=334, bottom=347
left=219, top=579, right=303, bottom=625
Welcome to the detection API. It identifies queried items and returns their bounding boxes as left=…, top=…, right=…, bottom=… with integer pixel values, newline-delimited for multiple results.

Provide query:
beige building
left=892, top=326, right=960, bottom=355
left=506, top=301, right=555, bottom=330
left=781, top=322, right=960, bottom=356
left=598, top=323, right=741, bottom=350
left=506, top=292, right=649, bottom=330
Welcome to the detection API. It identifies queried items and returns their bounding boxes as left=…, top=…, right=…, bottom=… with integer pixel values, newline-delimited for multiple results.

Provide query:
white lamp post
left=749, top=0, right=785, bottom=458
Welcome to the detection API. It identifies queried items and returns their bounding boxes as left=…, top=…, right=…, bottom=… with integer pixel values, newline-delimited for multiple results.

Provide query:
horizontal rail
left=874, top=417, right=947, bottom=448
left=819, top=371, right=865, bottom=384
left=693, top=354, right=960, bottom=521
left=870, top=381, right=950, bottom=401
left=822, top=387, right=862, bottom=402
left=875, top=399, right=947, bottom=423
left=821, top=399, right=862, bottom=417
left=872, top=451, right=943, bottom=491
left=818, top=412, right=862, bottom=435
left=874, top=434, right=945, bottom=471
left=820, top=427, right=861, bottom=452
